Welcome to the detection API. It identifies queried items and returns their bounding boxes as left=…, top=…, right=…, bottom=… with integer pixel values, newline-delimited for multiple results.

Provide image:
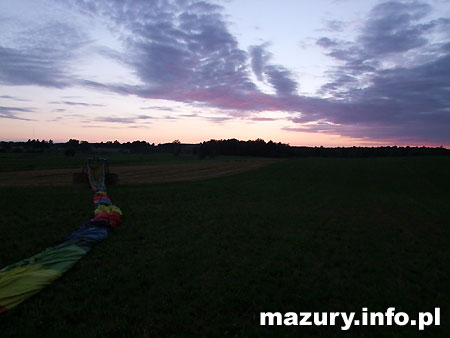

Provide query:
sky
left=0, top=0, right=449, bottom=146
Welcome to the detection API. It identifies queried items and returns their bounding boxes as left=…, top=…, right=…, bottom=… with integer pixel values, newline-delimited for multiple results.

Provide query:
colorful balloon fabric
left=0, top=161, right=121, bottom=314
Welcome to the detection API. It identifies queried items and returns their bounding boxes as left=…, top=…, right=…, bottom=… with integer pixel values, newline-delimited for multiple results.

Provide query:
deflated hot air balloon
left=0, top=159, right=122, bottom=313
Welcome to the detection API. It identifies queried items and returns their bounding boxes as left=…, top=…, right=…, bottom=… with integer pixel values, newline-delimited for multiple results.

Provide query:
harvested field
left=0, top=158, right=278, bottom=187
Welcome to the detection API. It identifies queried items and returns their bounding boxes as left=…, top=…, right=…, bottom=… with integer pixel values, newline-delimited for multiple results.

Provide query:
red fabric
left=91, top=210, right=121, bottom=227
left=93, top=212, right=109, bottom=222
left=109, top=212, right=121, bottom=228
left=93, top=192, right=111, bottom=205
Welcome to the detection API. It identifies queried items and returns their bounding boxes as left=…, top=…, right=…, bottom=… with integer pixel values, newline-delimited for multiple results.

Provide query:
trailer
left=73, top=157, right=119, bottom=185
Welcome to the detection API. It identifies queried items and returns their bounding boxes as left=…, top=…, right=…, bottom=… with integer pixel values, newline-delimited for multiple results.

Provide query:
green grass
left=0, top=152, right=254, bottom=172
left=0, top=156, right=449, bottom=337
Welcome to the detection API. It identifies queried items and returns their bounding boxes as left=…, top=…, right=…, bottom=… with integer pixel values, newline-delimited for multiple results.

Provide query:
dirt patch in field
left=0, top=159, right=278, bottom=187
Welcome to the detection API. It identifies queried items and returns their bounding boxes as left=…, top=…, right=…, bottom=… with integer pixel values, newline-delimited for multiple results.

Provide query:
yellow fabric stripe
left=94, top=205, right=122, bottom=215
left=0, top=244, right=87, bottom=311
left=0, top=264, right=62, bottom=310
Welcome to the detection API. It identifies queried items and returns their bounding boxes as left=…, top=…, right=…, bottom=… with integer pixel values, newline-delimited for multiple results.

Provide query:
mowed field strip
left=0, top=158, right=279, bottom=187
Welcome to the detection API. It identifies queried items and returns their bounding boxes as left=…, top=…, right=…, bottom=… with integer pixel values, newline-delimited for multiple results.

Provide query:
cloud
left=359, top=1, right=432, bottom=56
left=316, top=37, right=339, bottom=49
left=325, top=20, right=347, bottom=32
left=80, top=0, right=255, bottom=95
left=0, top=106, right=34, bottom=120
left=249, top=44, right=270, bottom=81
left=203, top=116, right=233, bottom=123
left=264, top=65, right=298, bottom=96
left=2, top=0, right=448, bottom=144
left=304, top=1, right=450, bottom=143
left=140, top=106, right=174, bottom=111
left=179, top=113, right=198, bottom=117
left=50, top=101, right=105, bottom=107
left=0, top=21, right=88, bottom=88
left=0, top=46, right=70, bottom=88
left=95, top=117, right=138, bottom=124
left=128, top=125, right=150, bottom=129
left=0, top=95, right=30, bottom=102
left=95, top=114, right=153, bottom=124
left=249, top=117, right=278, bottom=122
left=249, top=44, right=298, bottom=96
left=316, top=1, right=449, bottom=93
left=136, top=115, right=154, bottom=120
left=82, top=124, right=122, bottom=129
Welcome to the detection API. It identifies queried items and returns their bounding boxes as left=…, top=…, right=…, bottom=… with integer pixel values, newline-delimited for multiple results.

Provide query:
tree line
left=196, top=139, right=449, bottom=158
left=0, top=138, right=448, bottom=158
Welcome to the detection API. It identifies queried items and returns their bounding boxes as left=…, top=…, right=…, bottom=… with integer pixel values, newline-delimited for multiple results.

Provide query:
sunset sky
left=1, top=0, right=449, bottom=146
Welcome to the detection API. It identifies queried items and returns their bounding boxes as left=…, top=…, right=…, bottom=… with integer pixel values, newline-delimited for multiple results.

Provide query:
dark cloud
left=281, top=54, right=450, bottom=143
left=0, top=22, right=88, bottom=88
left=74, top=0, right=255, bottom=95
left=306, top=1, right=450, bottom=143
left=249, top=117, right=278, bottom=122
left=264, top=65, right=298, bottom=96
left=50, top=101, right=105, bottom=106
left=163, top=115, right=178, bottom=120
left=203, top=116, right=233, bottom=123
left=67, top=0, right=450, bottom=144
left=2, top=0, right=448, bottom=144
left=249, top=44, right=270, bottom=81
left=315, top=1, right=449, bottom=101
left=0, top=95, right=30, bottom=102
left=140, top=106, right=174, bottom=111
left=128, top=125, right=151, bottom=129
left=95, top=117, right=137, bottom=124
left=0, top=46, right=70, bottom=88
left=316, top=37, right=339, bottom=48
left=316, top=1, right=447, bottom=84
left=358, top=1, right=432, bottom=56
left=136, top=115, right=154, bottom=120
left=82, top=124, right=122, bottom=129
left=95, top=114, right=153, bottom=124
left=0, top=106, right=34, bottom=120
left=325, top=20, right=346, bottom=32
left=249, top=44, right=298, bottom=96
left=179, top=113, right=198, bottom=117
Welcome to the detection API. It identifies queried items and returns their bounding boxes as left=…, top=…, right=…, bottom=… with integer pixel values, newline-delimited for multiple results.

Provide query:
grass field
left=0, top=152, right=252, bottom=172
left=0, top=155, right=449, bottom=337
left=0, top=152, right=192, bottom=171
